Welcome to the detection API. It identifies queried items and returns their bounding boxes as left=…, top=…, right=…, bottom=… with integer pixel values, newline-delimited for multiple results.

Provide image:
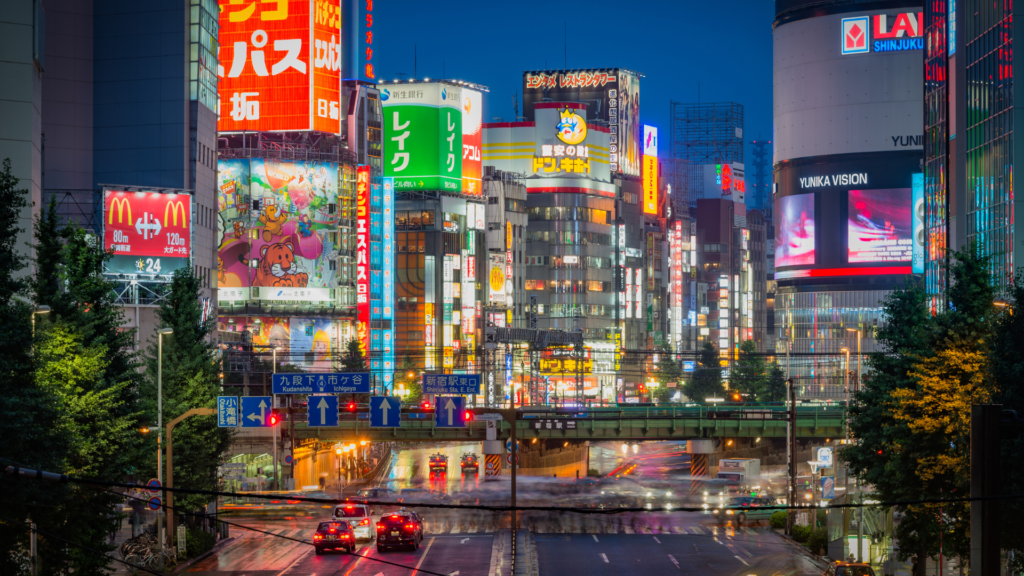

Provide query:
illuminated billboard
left=642, top=125, right=658, bottom=214
left=103, top=190, right=192, bottom=275
left=522, top=68, right=640, bottom=176
left=848, top=189, right=913, bottom=263
left=488, top=253, right=506, bottom=303
left=462, top=88, right=483, bottom=195
left=217, top=0, right=346, bottom=133
left=912, top=174, right=924, bottom=274
left=216, top=159, right=340, bottom=301
left=356, top=165, right=371, bottom=353
left=219, top=316, right=341, bottom=370
left=381, top=82, right=463, bottom=192
left=775, top=193, right=815, bottom=267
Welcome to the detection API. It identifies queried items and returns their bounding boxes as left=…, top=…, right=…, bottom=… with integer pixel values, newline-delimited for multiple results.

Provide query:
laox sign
left=842, top=12, right=923, bottom=55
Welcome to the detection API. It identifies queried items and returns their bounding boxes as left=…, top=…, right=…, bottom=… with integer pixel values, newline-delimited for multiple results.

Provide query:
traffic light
left=347, top=402, right=357, bottom=413
left=421, top=400, right=431, bottom=410
left=464, top=411, right=473, bottom=422
left=269, top=410, right=280, bottom=426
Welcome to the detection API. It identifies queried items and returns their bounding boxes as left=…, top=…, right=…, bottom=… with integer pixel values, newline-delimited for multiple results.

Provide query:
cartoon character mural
left=291, top=317, right=337, bottom=370
left=216, top=159, right=339, bottom=298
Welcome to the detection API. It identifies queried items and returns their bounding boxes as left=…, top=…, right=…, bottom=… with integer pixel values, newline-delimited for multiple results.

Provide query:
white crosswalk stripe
left=691, top=526, right=705, bottom=534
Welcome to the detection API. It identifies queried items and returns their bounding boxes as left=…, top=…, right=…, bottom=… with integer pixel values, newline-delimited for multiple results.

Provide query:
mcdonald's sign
left=103, top=190, right=192, bottom=276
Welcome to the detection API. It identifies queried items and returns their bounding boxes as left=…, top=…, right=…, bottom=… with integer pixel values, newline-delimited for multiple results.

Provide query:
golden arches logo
left=108, top=197, right=132, bottom=224
left=164, top=200, right=188, bottom=228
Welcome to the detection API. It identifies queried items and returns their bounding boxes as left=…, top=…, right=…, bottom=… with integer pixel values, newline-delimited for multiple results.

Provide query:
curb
left=171, top=536, right=236, bottom=573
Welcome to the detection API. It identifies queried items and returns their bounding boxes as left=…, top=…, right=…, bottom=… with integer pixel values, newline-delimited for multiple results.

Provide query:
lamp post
left=31, top=305, right=51, bottom=338
left=272, top=346, right=281, bottom=490
left=335, top=446, right=343, bottom=498
left=156, top=327, right=173, bottom=553
left=846, top=328, right=862, bottom=393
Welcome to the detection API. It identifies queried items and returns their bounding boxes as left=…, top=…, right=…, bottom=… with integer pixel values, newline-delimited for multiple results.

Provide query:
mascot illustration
left=252, top=241, right=309, bottom=287
left=258, top=204, right=288, bottom=241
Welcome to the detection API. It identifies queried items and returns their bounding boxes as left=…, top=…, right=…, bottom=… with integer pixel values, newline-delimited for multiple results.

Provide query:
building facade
left=774, top=0, right=924, bottom=396
left=924, top=0, right=1022, bottom=310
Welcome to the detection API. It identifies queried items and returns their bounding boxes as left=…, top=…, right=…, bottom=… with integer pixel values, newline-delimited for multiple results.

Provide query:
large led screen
left=775, top=193, right=816, bottom=267
left=219, top=315, right=342, bottom=369
left=848, top=189, right=913, bottom=263
left=216, top=159, right=340, bottom=301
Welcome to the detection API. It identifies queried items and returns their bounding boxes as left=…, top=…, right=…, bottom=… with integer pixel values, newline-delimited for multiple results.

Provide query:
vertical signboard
left=218, top=0, right=347, bottom=133
left=642, top=125, right=658, bottom=214
left=382, top=177, right=395, bottom=387
left=462, top=88, right=483, bottom=195
left=104, top=191, right=192, bottom=275
left=381, top=82, right=463, bottom=192
left=356, top=165, right=371, bottom=353
left=912, top=173, right=925, bottom=274
left=488, top=253, right=506, bottom=304
left=672, top=220, right=683, bottom=347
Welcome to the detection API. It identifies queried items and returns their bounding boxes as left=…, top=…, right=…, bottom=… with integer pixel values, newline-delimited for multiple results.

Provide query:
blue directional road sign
left=370, top=396, right=401, bottom=428
left=434, top=396, right=467, bottom=428
left=422, top=374, right=481, bottom=395
left=307, top=395, right=339, bottom=427
left=273, top=372, right=371, bottom=394
left=217, top=396, right=239, bottom=427
left=240, top=396, right=273, bottom=427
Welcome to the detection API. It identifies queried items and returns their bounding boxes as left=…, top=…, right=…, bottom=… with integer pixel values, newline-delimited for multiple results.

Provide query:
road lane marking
left=599, top=553, right=609, bottom=563
left=461, top=538, right=470, bottom=543
left=735, top=555, right=750, bottom=566
left=672, top=527, right=685, bottom=534
left=653, top=537, right=661, bottom=543
left=451, top=525, right=461, bottom=534
left=690, top=526, right=705, bottom=534
left=623, top=527, right=634, bottom=534
left=744, top=528, right=757, bottom=535
left=668, top=555, right=680, bottom=569
left=413, top=538, right=436, bottom=574
left=592, top=535, right=599, bottom=542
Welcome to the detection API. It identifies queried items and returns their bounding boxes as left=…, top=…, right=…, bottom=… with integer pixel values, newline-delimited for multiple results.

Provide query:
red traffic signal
left=422, top=401, right=431, bottom=410
left=464, top=411, right=473, bottom=422
left=347, top=402, right=357, bottom=412
left=268, top=410, right=280, bottom=426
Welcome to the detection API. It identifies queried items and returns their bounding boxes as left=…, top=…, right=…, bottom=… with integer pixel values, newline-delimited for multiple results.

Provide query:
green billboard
left=381, top=82, right=463, bottom=192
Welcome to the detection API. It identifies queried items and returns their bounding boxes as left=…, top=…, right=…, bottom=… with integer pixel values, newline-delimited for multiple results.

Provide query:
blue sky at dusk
left=373, top=0, right=776, bottom=159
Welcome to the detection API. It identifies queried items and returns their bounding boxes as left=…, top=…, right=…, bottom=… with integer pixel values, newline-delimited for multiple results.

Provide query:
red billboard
left=103, top=191, right=191, bottom=275
left=356, top=165, right=371, bottom=353
left=218, top=0, right=343, bottom=133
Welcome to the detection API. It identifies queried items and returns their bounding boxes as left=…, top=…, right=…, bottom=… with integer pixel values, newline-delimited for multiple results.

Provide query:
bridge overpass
left=286, top=405, right=845, bottom=443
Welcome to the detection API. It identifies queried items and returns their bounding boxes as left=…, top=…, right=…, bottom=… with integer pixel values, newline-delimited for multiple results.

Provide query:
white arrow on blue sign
left=370, top=396, right=401, bottom=428
left=240, top=396, right=272, bottom=428
left=272, top=372, right=371, bottom=394
left=217, top=396, right=239, bottom=428
left=434, top=396, right=467, bottom=428
left=307, top=395, right=339, bottom=427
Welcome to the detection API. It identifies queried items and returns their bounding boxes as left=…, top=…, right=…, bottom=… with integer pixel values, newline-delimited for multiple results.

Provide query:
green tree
left=30, top=196, right=65, bottom=312
left=683, top=342, right=724, bottom=403
left=761, top=362, right=787, bottom=402
left=397, top=354, right=422, bottom=404
left=730, top=339, right=767, bottom=400
left=341, top=339, right=367, bottom=372
left=0, top=159, right=67, bottom=574
left=143, top=265, right=232, bottom=510
left=653, top=349, right=684, bottom=404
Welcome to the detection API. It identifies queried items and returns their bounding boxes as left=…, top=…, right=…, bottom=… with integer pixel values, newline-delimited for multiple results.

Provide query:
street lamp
left=621, top=443, right=628, bottom=455
left=156, top=327, right=173, bottom=552
left=335, top=446, right=343, bottom=498
left=845, top=329, right=862, bottom=394
left=31, top=305, right=50, bottom=338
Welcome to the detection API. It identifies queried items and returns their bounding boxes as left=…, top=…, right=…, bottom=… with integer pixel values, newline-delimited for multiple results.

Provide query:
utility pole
left=786, top=377, right=796, bottom=534
left=970, top=405, right=1001, bottom=576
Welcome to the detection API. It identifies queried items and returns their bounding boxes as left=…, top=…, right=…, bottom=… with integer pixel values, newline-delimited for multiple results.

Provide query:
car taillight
left=314, top=534, right=322, bottom=540
left=271, top=500, right=281, bottom=504
left=377, top=525, right=385, bottom=531
left=360, top=518, right=370, bottom=525
left=342, top=534, right=350, bottom=538
left=405, top=523, right=416, bottom=530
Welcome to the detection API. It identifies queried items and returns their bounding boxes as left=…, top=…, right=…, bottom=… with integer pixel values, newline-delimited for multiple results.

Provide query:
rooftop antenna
left=513, top=90, right=518, bottom=119
left=414, top=44, right=417, bottom=80
left=564, top=22, right=567, bottom=68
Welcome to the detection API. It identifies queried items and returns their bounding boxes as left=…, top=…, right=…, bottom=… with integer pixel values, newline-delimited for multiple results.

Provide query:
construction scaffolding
left=669, top=101, right=745, bottom=165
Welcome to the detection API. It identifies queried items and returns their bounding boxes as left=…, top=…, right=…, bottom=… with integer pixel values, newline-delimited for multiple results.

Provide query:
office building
left=774, top=0, right=924, bottom=396
left=924, top=0, right=1022, bottom=309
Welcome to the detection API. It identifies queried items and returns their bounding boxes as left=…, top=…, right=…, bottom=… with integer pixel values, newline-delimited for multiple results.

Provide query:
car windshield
left=726, top=497, right=753, bottom=506
left=318, top=522, right=346, bottom=531
left=335, top=506, right=367, bottom=517
left=356, top=490, right=376, bottom=497
left=381, top=515, right=411, bottom=525
left=837, top=567, right=875, bottom=576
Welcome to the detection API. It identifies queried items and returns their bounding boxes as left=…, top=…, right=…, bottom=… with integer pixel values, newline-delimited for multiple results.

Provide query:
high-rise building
left=924, top=0, right=1021, bottom=310
left=670, top=102, right=745, bottom=165
left=773, top=0, right=924, bottom=397
left=0, top=0, right=222, bottom=346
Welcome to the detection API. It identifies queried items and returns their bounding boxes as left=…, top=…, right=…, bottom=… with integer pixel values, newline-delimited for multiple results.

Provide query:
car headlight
left=646, top=492, right=652, bottom=497
left=712, top=509, right=719, bottom=513
left=726, top=510, right=734, bottom=515
left=666, top=491, right=672, bottom=497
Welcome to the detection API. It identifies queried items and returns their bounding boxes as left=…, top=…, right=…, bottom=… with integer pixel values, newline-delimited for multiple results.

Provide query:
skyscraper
left=924, top=0, right=1021, bottom=311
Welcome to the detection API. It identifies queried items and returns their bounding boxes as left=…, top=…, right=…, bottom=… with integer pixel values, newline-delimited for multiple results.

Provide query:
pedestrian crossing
left=234, top=524, right=766, bottom=540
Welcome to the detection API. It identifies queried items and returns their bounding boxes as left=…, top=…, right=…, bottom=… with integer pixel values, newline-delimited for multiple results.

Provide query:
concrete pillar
left=687, top=439, right=716, bottom=501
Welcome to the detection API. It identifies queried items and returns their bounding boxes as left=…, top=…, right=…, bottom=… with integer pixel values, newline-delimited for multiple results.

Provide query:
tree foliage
left=730, top=340, right=767, bottom=400
left=653, top=349, right=684, bottom=404
left=341, top=339, right=367, bottom=372
left=683, top=342, right=724, bottom=403
left=762, top=362, right=787, bottom=402
left=842, top=244, right=998, bottom=568
left=397, top=354, right=422, bottom=404
left=143, top=265, right=231, bottom=511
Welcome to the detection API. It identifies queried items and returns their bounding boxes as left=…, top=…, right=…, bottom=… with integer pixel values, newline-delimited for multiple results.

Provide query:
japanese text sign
left=272, top=372, right=372, bottom=394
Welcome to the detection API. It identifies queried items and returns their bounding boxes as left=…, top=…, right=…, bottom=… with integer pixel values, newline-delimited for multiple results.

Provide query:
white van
left=332, top=503, right=373, bottom=541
